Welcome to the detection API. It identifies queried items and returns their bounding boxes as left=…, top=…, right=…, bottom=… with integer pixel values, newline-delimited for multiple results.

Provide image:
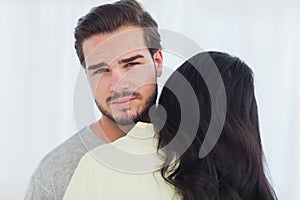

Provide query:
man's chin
left=114, top=119, right=136, bottom=126
left=97, top=98, right=155, bottom=126
left=113, top=113, right=141, bottom=126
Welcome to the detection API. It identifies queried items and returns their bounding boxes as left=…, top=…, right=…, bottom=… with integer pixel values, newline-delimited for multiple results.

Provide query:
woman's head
left=154, top=51, right=276, bottom=200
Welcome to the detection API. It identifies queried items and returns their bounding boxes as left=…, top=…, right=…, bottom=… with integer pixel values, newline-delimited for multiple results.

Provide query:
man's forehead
left=83, top=26, right=148, bottom=65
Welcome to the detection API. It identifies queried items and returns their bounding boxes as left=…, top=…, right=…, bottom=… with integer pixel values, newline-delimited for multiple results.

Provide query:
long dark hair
left=154, top=52, right=277, bottom=200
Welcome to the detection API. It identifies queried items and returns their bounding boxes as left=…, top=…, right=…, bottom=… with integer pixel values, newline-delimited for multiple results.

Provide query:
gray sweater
left=24, top=125, right=105, bottom=200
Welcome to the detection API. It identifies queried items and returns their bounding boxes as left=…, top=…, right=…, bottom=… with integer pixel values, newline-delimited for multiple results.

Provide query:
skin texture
left=83, top=25, right=163, bottom=142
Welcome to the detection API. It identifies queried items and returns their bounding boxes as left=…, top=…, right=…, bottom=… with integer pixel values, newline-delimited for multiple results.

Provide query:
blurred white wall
left=0, top=0, right=299, bottom=199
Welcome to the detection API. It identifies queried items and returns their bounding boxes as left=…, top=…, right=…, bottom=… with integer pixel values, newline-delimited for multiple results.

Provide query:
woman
left=154, top=51, right=277, bottom=200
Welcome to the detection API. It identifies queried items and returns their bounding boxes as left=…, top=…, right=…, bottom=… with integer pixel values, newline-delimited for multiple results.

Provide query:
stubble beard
left=95, top=87, right=157, bottom=126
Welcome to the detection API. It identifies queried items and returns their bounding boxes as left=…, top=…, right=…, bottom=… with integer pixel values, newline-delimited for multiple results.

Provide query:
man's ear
left=153, top=50, right=163, bottom=77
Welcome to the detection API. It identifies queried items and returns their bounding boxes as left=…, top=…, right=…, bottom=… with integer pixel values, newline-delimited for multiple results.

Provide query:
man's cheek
left=124, top=66, right=156, bottom=86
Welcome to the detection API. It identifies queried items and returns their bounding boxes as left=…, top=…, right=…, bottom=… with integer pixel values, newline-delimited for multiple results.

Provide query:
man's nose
left=109, top=69, right=130, bottom=92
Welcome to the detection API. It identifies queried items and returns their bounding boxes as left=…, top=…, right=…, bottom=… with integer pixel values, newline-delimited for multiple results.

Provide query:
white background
left=0, top=0, right=299, bottom=199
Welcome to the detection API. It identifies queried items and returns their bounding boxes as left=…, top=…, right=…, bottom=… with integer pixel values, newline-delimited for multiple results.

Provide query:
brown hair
left=74, top=0, right=161, bottom=68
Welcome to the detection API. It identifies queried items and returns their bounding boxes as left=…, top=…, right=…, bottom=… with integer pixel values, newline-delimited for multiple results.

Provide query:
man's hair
left=74, top=0, right=161, bottom=68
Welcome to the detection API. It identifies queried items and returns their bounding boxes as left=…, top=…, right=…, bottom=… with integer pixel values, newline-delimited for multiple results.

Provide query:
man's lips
left=110, top=96, right=137, bottom=107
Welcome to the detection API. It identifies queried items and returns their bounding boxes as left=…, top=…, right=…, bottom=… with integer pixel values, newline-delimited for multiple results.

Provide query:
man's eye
left=94, top=68, right=109, bottom=74
left=124, top=62, right=140, bottom=68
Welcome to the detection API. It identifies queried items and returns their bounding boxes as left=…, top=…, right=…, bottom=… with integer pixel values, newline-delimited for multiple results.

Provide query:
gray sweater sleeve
left=24, top=126, right=105, bottom=200
left=24, top=170, right=54, bottom=200
left=24, top=148, right=59, bottom=200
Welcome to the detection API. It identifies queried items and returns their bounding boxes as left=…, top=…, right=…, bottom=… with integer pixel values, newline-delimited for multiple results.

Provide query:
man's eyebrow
left=87, top=54, right=144, bottom=70
left=87, top=62, right=108, bottom=70
left=118, top=54, right=144, bottom=64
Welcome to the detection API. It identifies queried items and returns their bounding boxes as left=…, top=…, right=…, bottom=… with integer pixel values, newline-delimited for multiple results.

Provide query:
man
left=25, top=0, right=163, bottom=199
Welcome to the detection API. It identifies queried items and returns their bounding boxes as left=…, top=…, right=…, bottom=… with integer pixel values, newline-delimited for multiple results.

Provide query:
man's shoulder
left=38, top=126, right=93, bottom=172
left=25, top=125, right=105, bottom=200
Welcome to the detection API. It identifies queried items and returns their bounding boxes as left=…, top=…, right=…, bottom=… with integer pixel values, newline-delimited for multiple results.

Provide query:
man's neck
left=90, top=116, right=135, bottom=143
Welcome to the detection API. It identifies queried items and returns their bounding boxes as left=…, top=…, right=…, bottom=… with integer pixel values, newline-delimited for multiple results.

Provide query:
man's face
left=83, top=25, right=163, bottom=125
